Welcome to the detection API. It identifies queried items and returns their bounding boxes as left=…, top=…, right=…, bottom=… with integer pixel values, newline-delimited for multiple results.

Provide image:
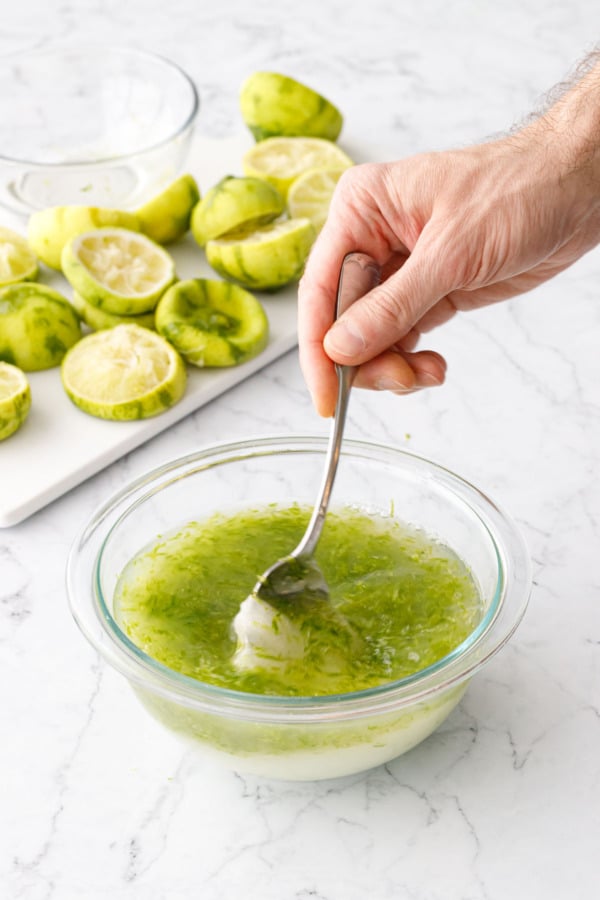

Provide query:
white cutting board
left=0, top=134, right=299, bottom=527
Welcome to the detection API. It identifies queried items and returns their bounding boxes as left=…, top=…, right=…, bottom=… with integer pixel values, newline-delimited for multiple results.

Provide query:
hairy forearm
left=544, top=52, right=600, bottom=182
left=505, top=52, right=600, bottom=247
left=519, top=53, right=600, bottom=208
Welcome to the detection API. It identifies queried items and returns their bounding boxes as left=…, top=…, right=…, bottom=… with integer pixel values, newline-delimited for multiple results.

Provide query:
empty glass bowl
left=0, top=45, right=199, bottom=215
left=67, top=436, right=531, bottom=780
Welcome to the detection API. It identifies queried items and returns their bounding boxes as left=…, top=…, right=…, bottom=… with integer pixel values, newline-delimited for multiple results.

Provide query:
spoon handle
left=294, top=252, right=381, bottom=559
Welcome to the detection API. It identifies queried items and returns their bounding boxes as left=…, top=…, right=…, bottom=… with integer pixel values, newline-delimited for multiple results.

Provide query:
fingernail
left=419, top=371, right=443, bottom=387
left=326, top=320, right=366, bottom=357
left=375, top=376, right=412, bottom=392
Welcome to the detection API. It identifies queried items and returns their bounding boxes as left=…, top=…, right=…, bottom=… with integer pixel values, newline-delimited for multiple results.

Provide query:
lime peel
left=137, top=174, right=200, bottom=245
left=205, top=218, right=316, bottom=291
left=61, top=323, right=186, bottom=421
left=70, top=292, right=155, bottom=332
left=242, top=136, right=353, bottom=198
left=0, top=227, right=38, bottom=287
left=155, top=278, right=269, bottom=367
left=62, top=228, right=176, bottom=316
left=190, top=175, right=284, bottom=247
left=240, top=72, right=343, bottom=142
left=0, top=283, right=81, bottom=371
left=27, top=205, right=140, bottom=270
left=287, top=167, right=345, bottom=232
left=0, top=362, right=31, bottom=441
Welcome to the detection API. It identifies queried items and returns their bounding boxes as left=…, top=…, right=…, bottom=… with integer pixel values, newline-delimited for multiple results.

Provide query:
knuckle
left=364, top=283, right=409, bottom=333
left=333, top=162, right=381, bottom=205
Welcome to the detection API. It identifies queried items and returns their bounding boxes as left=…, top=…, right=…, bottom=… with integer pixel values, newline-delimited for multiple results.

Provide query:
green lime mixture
left=114, top=504, right=482, bottom=697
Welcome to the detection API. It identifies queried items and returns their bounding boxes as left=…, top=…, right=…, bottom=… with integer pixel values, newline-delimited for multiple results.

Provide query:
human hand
left=298, top=64, right=600, bottom=416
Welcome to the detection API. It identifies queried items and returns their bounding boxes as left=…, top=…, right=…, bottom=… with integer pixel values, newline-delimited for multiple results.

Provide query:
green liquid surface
left=113, top=504, right=483, bottom=697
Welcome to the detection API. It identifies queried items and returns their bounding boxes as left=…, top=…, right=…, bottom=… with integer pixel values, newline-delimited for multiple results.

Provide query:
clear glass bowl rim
left=67, top=435, right=532, bottom=724
left=0, top=44, right=200, bottom=168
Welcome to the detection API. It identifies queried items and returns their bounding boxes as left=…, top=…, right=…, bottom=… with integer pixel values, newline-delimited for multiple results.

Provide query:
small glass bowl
left=67, top=436, right=531, bottom=781
left=0, top=45, right=199, bottom=215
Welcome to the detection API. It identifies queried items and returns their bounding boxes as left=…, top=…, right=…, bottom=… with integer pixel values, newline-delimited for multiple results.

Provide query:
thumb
left=323, top=246, right=447, bottom=365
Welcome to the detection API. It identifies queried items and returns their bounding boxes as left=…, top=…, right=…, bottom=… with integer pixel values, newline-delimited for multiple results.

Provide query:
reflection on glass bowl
left=67, top=436, right=531, bottom=781
left=0, top=45, right=199, bottom=215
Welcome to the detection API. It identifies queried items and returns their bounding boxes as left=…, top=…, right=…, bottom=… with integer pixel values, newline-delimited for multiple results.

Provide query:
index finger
left=297, top=215, right=356, bottom=416
left=297, top=162, right=394, bottom=416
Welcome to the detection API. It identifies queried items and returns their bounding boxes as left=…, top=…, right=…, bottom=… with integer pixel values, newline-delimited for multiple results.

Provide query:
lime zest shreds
left=113, top=504, right=483, bottom=697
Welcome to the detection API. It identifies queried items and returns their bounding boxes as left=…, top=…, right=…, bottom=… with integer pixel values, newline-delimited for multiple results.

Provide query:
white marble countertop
left=1, top=2, right=599, bottom=898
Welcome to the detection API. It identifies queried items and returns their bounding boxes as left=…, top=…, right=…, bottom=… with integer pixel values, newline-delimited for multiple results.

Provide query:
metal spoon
left=232, top=251, right=381, bottom=672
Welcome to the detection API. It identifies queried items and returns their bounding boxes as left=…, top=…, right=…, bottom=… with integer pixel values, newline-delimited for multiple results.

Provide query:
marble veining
left=1, top=1, right=599, bottom=898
